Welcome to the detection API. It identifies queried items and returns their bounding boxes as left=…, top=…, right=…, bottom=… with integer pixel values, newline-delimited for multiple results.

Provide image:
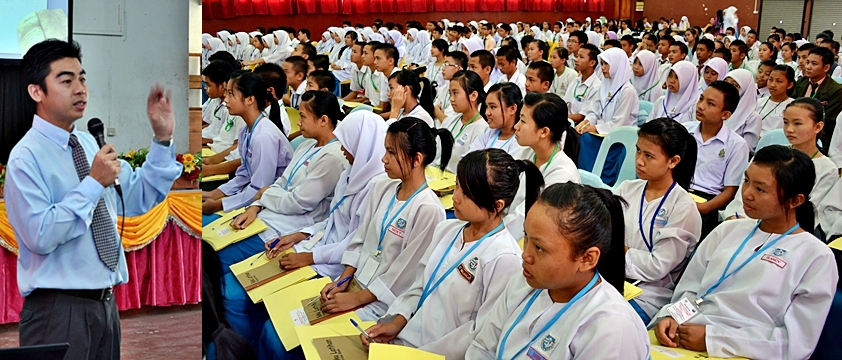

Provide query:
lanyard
left=224, top=116, right=235, bottom=131
left=573, top=80, right=589, bottom=101
left=449, top=113, right=482, bottom=140
left=429, top=62, right=443, bottom=83
left=497, top=273, right=600, bottom=360
left=532, top=143, right=559, bottom=173
left=700, top=221, right=799, bottom=301
left=416, top=222, right=506, bottom=309
left=284, top=138, right=338, bottom=190
left=356, top=68, right=366, bottom=86
left=377, top=182, right=428, bottom=255
left=491, top=130, right=515, bottom=150
left=213, top=102, right=225, bottom=120
left=370, top=72, right=380, bottom=92
left=638, top=181, right=677, bottom=252
left=243, top=114, right=265, bottom=176
left=759, top=97, right=784, bottom=121
left=662, top=95, right=681, bottom=119
left=600, top=84, right=624, bottom=117
left=638, top=82, right=658, bottom=99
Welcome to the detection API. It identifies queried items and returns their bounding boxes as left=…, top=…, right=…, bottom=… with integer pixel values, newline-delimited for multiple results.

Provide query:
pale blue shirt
left=5, top=115, right=183, bottom=296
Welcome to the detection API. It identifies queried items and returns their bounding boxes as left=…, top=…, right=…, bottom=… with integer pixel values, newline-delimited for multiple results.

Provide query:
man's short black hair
left=299, top=29, right=311, bottom=39
left=671, top=42, right=688, bottom=55
left=374, top=43, right=399, bottom=66
left=730, top=39, right=748, bottom=55
left=496, top=45, right=521, bottom=63
left=202, top=60, right=234, bottom=85
left=707, top=80, right=740, bottom=113
left=696, top=38, right=715, bottom=53
left=309, top=55, right=330, bottom=72
left=713, top=47, right=732, bottom=62
left=253, top=63, right=288, bottom=100
left=209, top=51, right=238, bottom=68
left=285, top=56, right=309, bottom=75
left=527, top=61, right=554, bottom=84
left=471, top=50, right=496, bottom=69
left=22, top=39, right=82, bottom=95
left=620, top=35, right=636, bottom=46
left=307, top=70, right=336, bottom=92
left=808, top=46, right=835, bottom=67
left=298, top=42, right=317, bottom=59
left=603, top=39, right=622, bottom=49
left=445, top=51, right=469, bottom=69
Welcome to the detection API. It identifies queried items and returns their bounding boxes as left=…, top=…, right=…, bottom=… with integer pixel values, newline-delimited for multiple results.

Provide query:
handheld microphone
left=87, top=118, right=123, bottom=197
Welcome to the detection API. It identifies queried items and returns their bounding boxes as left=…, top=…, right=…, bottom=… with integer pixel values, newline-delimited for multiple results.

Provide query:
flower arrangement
left=0, top=163, right=6, bottom=187
left=119, top=148, right=149, bottom=169
left=177, top=152, right=202, bottom=182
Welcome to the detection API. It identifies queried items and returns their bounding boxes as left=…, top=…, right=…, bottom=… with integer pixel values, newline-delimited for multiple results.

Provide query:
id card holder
left=356, top=252, right=381, bottom=285
left=302, top=230, right=325, bottom=250
left=667, top=295, right=702, bottom=325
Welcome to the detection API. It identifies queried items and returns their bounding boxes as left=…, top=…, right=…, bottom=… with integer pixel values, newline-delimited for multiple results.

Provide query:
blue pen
left=350, top=318, right=376, bottom=344
left=308, top=275, right=354, bottom=307
left=250, top=238, right=282, bottom=266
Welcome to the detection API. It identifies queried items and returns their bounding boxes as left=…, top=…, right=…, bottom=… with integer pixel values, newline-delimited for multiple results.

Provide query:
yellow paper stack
left=229, top=250, right=317, bottom=303
left=202, top=208, right=268, bottom=250
left=425, top=166, right=457, bottom=210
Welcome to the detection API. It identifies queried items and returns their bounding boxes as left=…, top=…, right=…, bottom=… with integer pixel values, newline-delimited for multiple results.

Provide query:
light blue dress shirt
left=5, top=115, right=183, bottom=297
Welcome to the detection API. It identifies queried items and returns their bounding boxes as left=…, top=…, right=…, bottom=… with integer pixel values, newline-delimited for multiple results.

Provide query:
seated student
left=330, top=31, right=358, bottom=82
left=342, top=42, right=367, bottom=102
left=202, top=72, right=293, bottom=215
left=615, top=118, right=702, bottom=323
left=468, top=83, right=529, bottom=159
left=723, top=69, right=762, bottom=150
left=308, top=54, right=331, bottom=74
left=438, top=71, right=490, bottom=174
left=699, top=57, right=728, bottom=92
left=754, top=60, right=776, bottom=98
left=620, top=35, right=636, bottom=59
left=355, top=41, right=385, bottom=106
left=281, top=56, right=308, bottom=110
left=711, top=46, right=732, bottom=64
left=360, top=149, right=542, bottom=359
left=524, top=61, right=554, bottom=94
left=728, top=39, right=755, bottom=76
left=777, top=42, right=799, bottom=70
left=243, top=30, right=293, bottom=66
left=374, top=43, right=401, bottom=118
left=576, top=48, right=639, bottom=186
left=525, top=40, right=548, bottom=66
left=306, top=70, right=338, bottom=94
left=631, top=50, right=662, bottom=102
left=602, top=39, right=622, bottom=50
left=386, top=69, right=436, bottom=127
left=684, top=81, right=750, bottom=238
left=694, top=38, right=715, bottom=68
left=517, top=92, right=581, bottom=184
left=648, top=61, right=699, bottom=124
left=495, top=46, right=527, bottom=96
left=291, top=42, right=317, bottom=61
left=434, top=51, right=468, bottom=122
left=793, top=46, right=842, bottom=153
left=565, top=44, right=602, bottom=123
left=756, top=65, right=795, bottom=136
left=201, top=61, right=235, bottom=144
left=426, top=39, right=449, bottom=88
left=549, top=47, right=577, bottom=98
left=468, top=50, right=496, bottom=93
left=297, top=28, right=311, bottom=48
left=725, top=98, right=838, bottom=233
left=466, top=182, right=650, bottom=359
left=320, top=118, right=453, bottom=321
left=652, top=145, right=838, bottom=359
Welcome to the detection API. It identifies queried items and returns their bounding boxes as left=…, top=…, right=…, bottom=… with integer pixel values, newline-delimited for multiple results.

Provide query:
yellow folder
left=624, top=282, right=644, bottom=301
left=648, top=330, right=746, bottom=359
left=201, top=174, right=229, bottom=182
left=829, top=237, right=842, bottom=251
left=343, top=101, right=382, bottom=112
left=265, top=278, right=363, bottom=351
left=425, top=166, right=457, bottom=192
left=296, top=320, right=376, bottom=360
left=689, top=193, right=708, bottom=204
left=369, top=344, right=445, bottom=359
left=439, top=194, right=453, bottom=210
left=202, top=208, right=268, bottom=251
left=229, top=249, right=317, bottom=303
left=201, top=148, right=216, bottom=157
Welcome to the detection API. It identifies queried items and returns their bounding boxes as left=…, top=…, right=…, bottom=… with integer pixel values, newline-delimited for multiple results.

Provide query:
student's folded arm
left=626, top=202, right=701, bottom=282
left=259, top=154, right=345, bottom=215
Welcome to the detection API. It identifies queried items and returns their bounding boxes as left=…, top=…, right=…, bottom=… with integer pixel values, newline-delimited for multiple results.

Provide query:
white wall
left=72, top=0, right=190, bottom=153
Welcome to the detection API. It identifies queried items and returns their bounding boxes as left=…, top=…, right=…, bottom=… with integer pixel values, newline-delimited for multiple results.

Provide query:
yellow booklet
left=425, top=166, right=456, bottom=191
left=369, top=344, right=445, bottom=359
left=828, top=237, right=842, bottom=251
left=689, top=193, right=708, bottom=204
left=202, top=208, right=268, bottom=251
left=201, top=148, right=216, bottom=157
left=265, top=278, right=362, bottom=351
left=343, top=101, right=382, bottom=112
left=296, top=320, right=376, bottom=360
left=201, top=174, right=229, bottom=182
left=439, top=194, right=454, bottom=210
left=648, top=330, right=747, bottom=359
left=230, top=250, right=317, bottom=304
left=624, top=282, right=643, bottom=301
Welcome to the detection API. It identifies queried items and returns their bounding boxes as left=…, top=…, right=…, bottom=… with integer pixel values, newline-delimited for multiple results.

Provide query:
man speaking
left=5, top=39, right=182, bottom=359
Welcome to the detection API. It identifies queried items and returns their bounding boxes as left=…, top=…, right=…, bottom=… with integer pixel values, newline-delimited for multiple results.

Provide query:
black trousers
left=19, top=289, right=120, bottom=360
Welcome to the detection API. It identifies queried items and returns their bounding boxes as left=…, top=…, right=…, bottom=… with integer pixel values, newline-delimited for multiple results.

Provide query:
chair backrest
left=591, top=126, right=639, bottom=187
left=638, top=101, right=654, bottom=126
left=289, top=135, right=307, bottom=150
left=755, top=129, right=789, bottom=152
left=833, top=76, right=842, bottom=85
left=578, top=169, right=611, bottom=190
left=348, top=104, right=374, bottom=114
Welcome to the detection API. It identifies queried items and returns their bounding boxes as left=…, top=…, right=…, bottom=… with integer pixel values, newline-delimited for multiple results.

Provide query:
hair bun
left=516, top=160, right=527, bottom=173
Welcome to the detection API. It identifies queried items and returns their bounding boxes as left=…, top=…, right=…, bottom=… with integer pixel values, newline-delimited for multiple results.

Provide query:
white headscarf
left=702, top=33, right=715, bottom=41
left=207, top=38, right=226, bottom=58
left=530, top=26, right=545, bottom=41
left=262, top=34, right=277, bottom=53
left=462, top=38, right=483, bottom=55
left=723, top=6, right=739, bottom=31
left=217, top=31, right=232, bottom=51
left=662, top=61, right=699, bottom=120
left=415, top=30, right=432, bottom=65
left=369, top=33, right=385, bottom=43
left=388, top=30, right=407, bottom=60
left=510, top=24, right=521, bottom=41
left=679, top=16, right=690, bottom=31
left=700, top=57, right=729, bottom=90
left=333, top=111, right=388, bottom=195
left=329, top=28, right=347, bottom=63
left=739, top=26, right=752, bottom=42
left=378, top=27, right=390, bottom=40
left=361, top=28, right=374, bottom=42
left=632, top=50, right=660, bottom=101
left=724, top=69, right=758, bottom=128
left=235, top=32, right=250, bottom=60
left=272, top=30, right=293, bottom=61
left=673, top=35, right=686, bottom=44
left=586, top=31, right=601, bottom=47
left=597, top=48, right=632, bottom=118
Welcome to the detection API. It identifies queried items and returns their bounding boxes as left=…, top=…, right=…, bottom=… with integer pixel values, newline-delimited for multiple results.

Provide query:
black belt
left=35, top=287, right=114, bottom=301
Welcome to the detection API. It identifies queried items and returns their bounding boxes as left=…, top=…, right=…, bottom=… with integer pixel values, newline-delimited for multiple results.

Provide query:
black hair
left=389, top=69, right=435, bottom=119
left=759, top=59, right=778, bottom=72
left=486, top=82, right=523, bottom=136
left=696, top=38, right=715, bottom=53
left=470, top=50, right=496, bottom=70
left=808, top=46, right=835, bottom=67
left=620, top=35, right=636, bottom=46
left=299, top=28, right=311, bottom=39
left=202, top=60, right=234, bottom=86
left=638, top=118, right=697, bottom=189
left=22, top=39, right=82, bottom=95
left=772, top=65, right=796, bottom=98
left=300, top=90, right=343, bottom=127
left=798, top=42, right=816, bottom=53
left=730, top=39, right=748, bottom=56
left=746, top=29, right=758, bottom=38
left=519, top=35, right=534, bottom=51
left=285, top=55, right=308, bottom=76
left=530, top=40, right=549, bottom=60
left=671, top=42, right=688, bottom=56
left=647, top=34, right=660, bottom=44
left=822, top=30, right=835, bottom=39
left=338, top=31, right=358, bottom=59
left=659, top=36, right=676, bottom=49
left=431, top=39, right=449, bottom=53
left=450, top=70, right=486, bottom=112
left=782, top=42, right=797, bottom=58
left=445, top=51, right=469, bottom=69
left=230, top=71, right=284, bottom=133
left=580, top=44, right=601, bottom=64
left=298, top=42, right=317, bottom=59
left=307, top=70, right=336, bottom=92
left=750, top=145, right=816, bottom=231
left=828, top=40, right=841, bottom=53
left=786, top=97, right=825, bottom=140
left=202, top=270, right=258, bottom=360
left=759, top=42, right=778, bottom=60
left=458, top=149, right=544, bottom=215
left=527, top=61, right=554, bottom=85
left=706, top=80, right=740, bottom=113
left=309, top=54, right=330, bottom=72
left=522, top=92, right=580, bottom=165
left=768, top=34, right=781, bottom=42
left=496, top=45, right=521, bottom=63
left=374, top=43, right=399, bottom=66
left=603, top=39, right=622, bottom=49
left=253, top=63, right=288, bottom=101
left=536, top=183, right=627, bottom=294
left=208, top=51, right=238, bottom=69
left=713, top=47, right=732, bottom=63
left=387, top=117, right=454, bottom=173
left=816, top=32, right=830, bottom=42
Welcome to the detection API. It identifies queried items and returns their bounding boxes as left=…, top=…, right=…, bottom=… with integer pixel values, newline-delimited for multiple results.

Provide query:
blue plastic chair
left=833, top=76, right=842, bottom=85
left=638, top=101, right=654, bottom=126
left=348, top=104, right=374, bottom=114
left=591, top=126, right=639, bottom=189
left=812, top=288, right=842, bottom=359
left=289, top=135, right=306, bottom=150
left=578, top=169, right=610, bottom=190
left=755, top=129, right=789, bottom=151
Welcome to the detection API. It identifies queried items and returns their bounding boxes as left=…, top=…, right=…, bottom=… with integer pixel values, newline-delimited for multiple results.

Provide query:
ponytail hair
left=771, top=64, right=796, bottom=98
left=387, top=117, right=454, bottom=173
left=456, top=149, right=544, bottom=215
left=750, top=145, right=816, bottom=231
left=487, top=82, right=523, bottom=134
left=538, top=183, right=627, bottom=294
left=786, top=97, right=825, bottom=142
left=523, top=92, right=580, bottom=165
left=638, top=118, right=697, bottom=189
left=230, top=70, right=285, bottom=133
left=451, top=70, right=487, bottom=112
left=300, top=90, right=345, bottom=127
left=390, top=69, right=435, bottom=118
left=518, top=159, right=544, bottom=213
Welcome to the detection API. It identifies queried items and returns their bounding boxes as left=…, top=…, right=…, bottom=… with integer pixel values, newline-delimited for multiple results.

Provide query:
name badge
left=356, top=252, right=381, bottom=285
left=456, top=133, right=469, bottom=146
left=302, top=230, right=325, bottom=250
left=666, top=295, right=702, bottom=325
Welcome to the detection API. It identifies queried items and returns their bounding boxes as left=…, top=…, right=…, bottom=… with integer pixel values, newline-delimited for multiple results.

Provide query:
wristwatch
left=152, top=136, right=172, bottom=147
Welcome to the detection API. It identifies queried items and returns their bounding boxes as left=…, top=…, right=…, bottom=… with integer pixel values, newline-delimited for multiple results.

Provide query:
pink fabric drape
left=0, top=221, right=201, bottom=324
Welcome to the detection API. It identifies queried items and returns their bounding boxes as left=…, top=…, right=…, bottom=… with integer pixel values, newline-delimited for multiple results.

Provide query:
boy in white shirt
left=494, top=46, right=527, bottom=95
left=433, top=51, right=468, bottom=123
left=524, top=61, right=554, bottom=94
left=549, top=47, right=577, bottom=97
left=468, top=50, right=496, bottom=93
left=374, top=43, right=401, bottom=118
left=565, top=44, right=602, bottom=123
left=281, top=56, right=308, bottom=110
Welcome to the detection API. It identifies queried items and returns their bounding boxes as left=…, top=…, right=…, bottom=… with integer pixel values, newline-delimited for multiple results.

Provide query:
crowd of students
left=201, top=15, right=842, bottom=360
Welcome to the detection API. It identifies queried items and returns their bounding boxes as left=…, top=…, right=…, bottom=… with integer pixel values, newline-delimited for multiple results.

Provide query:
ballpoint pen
left=306, top=275, right=353, bottom=306
left=250, top=237, right=281, bottom=266
left=350, top=318, right=376, bottom=344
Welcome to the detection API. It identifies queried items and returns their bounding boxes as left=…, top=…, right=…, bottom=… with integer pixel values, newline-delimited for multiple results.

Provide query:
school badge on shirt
left=457, top=257, right=478, bottom=283
left=655, top=208, right=669, bottom=226
left=762, top=248, right=787, bottom=269
left=718, top=149, right=725, bottom=158
left=388, top=218, right=407, bottom=238
left=457, top=133, right=470, bottom=146
left=541, top=334, right=558, bottom=352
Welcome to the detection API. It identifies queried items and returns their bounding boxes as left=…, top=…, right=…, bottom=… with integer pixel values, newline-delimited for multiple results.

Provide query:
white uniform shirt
left=467, top=275, right=650, bottom=359
left=253, top=139, right=348, bottom=240
left=379, top=67, right=401, bottom=104
left=549, top=67, right=578, bottom=99
left=685, top=122, right=750, bottom=195
left=202, top=98, right=227, bottom=139
left=208, top=114, right=246, bottom=154
left=817, top=177, right=842, bottom=236
left=614, top=180, right=702, bottom=317
left=723, top=110, right=761, bottom=152
left=583, top=85, right=639, bottom=134
left=829, top=112, right=842, bottom=168
left=438, top=114, right=490, bottom=174
left=349, top=64, right=368, bottom=94
left=389, top=220, right=522, bottom=359
left=364, top=69, right=386, bottom=107
left=755, top=96, right=794, bottom=136
left=390, top=104, right=435, bottom=128
left=495, top=70, right=527, bottom=97
left=563, top=74, right=601, bottom=116
left=648, top=95, right=697, bottom=124
left=466, top=128, right=529, bottom=160
left=341, top=178, right=445, bottom=321
left=425, top=60, right=446, bottom=89
left=651, top=219, right=838, bottom=359
left=434, top=80, right=456, bottom=119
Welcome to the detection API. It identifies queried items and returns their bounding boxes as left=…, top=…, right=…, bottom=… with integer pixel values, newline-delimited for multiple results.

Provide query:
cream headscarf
left=597, top=48, right=632, bottom=120
left=632, top=50, right=661, bottom=102
left=661, top=61, right=699, bottom=122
